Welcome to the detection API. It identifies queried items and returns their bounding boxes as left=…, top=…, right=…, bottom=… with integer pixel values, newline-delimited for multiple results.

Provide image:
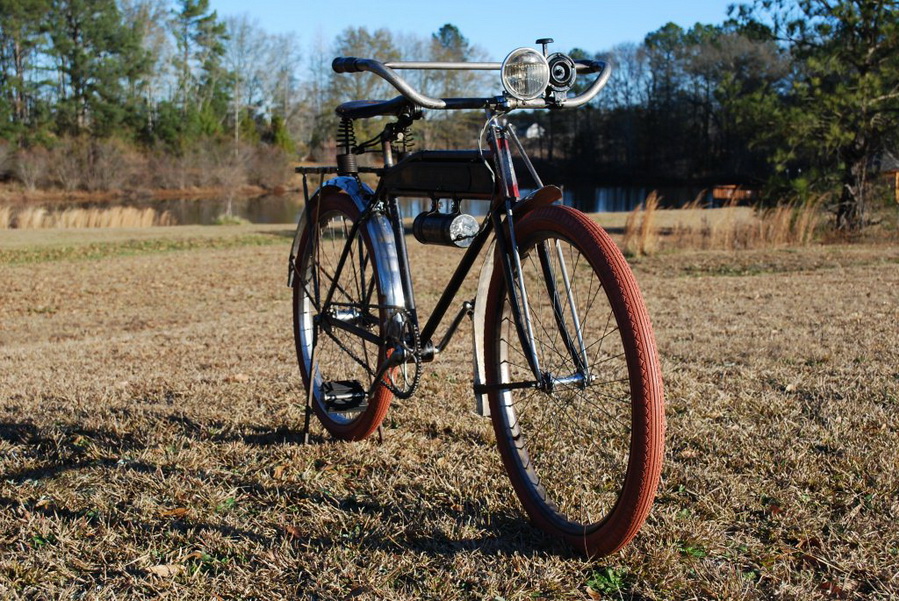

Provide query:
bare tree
left=120, top=0, right=175, bottom=128
left=0, top=141, right=11, bottom=177
left=224, top=15, right=267, bottom=155
left=14, top=147, right=49, bottom=191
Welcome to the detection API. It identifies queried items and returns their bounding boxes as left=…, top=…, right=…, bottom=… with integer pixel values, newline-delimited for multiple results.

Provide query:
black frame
left=295, top=123, right=550, bottom=392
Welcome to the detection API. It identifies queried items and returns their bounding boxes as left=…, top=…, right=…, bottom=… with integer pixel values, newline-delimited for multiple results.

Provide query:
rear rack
left=295, top=166, right=384, bottom=176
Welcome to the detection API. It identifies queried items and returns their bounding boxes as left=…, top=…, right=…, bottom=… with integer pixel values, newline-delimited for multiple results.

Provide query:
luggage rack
left=295, top=165, right=383, bottom=175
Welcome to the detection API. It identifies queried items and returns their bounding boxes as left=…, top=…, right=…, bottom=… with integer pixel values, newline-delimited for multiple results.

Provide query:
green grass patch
left=585, top=566, right=631, bottom=595
left=0, top=233, right=286, bottom=265
left=213, top=214, right=251, bottom=226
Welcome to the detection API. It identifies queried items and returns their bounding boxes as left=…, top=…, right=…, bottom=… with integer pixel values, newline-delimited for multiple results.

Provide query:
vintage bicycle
left=288, top=39, right=664, bottom=557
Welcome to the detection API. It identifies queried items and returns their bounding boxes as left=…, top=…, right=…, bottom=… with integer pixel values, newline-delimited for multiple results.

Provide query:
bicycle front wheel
left=292, top=190, right=394, bottom=441
left=483, top=205, right=664, bottom=557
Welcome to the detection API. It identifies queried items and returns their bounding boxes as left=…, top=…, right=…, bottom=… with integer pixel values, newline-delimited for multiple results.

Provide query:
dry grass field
left=1, top=222, right=898, bottom=600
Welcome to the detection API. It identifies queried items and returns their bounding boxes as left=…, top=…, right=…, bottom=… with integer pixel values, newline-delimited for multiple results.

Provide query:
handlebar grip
left=332, top=57, right=363, bottom=73
left=575, top=59, right=605, bottom=74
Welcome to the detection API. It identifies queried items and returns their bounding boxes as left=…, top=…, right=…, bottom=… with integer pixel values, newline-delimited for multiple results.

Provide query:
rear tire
left=483, top=205, right=664, bottom=557
left=292, top=191, right=393, bottom=441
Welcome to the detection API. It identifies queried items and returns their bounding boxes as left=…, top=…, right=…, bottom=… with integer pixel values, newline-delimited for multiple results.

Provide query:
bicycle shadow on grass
left=0, top=417, right=577, bottom=561
left=279, top=488, right=575, bottom=560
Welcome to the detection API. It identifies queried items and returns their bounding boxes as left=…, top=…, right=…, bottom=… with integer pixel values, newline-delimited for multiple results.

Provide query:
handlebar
left=330, top=55, right=612, bottom=113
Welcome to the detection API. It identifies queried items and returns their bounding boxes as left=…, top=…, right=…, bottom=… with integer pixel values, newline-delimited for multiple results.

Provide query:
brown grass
left=1, top=226, right=898, bottom=599
left=1, top=205, right=175, bottom=229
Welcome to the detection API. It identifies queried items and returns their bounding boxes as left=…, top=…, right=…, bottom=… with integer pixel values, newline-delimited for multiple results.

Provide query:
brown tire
left=483, top=205, right=664, bottom=557
left=292, top=191, right=393, bottom=441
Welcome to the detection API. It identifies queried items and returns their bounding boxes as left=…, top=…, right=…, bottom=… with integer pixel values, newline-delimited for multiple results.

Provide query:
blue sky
left=209, top=0, right=739, bottom=61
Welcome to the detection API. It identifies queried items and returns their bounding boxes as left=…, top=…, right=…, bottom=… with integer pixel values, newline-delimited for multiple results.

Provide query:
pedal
left=321, top=380, right=368, bottom=412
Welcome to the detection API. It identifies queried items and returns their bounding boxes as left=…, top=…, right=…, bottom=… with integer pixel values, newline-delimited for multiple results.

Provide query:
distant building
left=712, top=185, right=756, bottom=205
left=881, top=151, right=899, bottom=203
left=524, top=123, right=545, bottom=139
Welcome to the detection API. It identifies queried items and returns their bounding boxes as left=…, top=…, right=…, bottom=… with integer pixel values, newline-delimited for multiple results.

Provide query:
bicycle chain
left=383, top=315, right=421, bottom=400
left=318, top=307, right=422, bottom=401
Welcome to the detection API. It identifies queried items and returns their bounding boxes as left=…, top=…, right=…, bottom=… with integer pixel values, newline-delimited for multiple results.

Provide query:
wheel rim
left=494, top=234, right=633, bottom=534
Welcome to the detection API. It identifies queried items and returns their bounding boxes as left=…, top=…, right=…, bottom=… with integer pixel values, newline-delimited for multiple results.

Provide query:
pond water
left=29, top=186, right=714, bottom=226
left=144, top=195, right=305, bottom=225
left=369, top=185, right=710, bottom=221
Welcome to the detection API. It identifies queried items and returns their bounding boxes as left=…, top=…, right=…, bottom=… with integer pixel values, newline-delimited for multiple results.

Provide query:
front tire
left=483, top=205, right=664, bottom=557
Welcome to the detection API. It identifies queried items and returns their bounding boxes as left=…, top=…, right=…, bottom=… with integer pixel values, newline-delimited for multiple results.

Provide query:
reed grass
left=623, top=191, right=661, bottom=256
left=623, top=192, right=826, bottom=254
left=16, top=206, right=48, bottom=229
left=0, top=205, right=175, bottom=229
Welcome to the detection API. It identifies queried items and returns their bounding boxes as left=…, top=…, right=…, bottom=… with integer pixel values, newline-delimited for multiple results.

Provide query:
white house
left=524, top=123, right=545, bottom=139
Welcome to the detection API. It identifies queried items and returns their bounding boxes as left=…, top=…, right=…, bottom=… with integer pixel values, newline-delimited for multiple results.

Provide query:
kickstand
left=301, top=328, right=319, bottom=445
left=301, top=399, right=313, bottom=445
left=377, top=425, right=384, bottom=444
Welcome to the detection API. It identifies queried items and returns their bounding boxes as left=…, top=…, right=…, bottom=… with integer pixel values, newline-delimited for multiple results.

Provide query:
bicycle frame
left=290, top=49, right=614, bottom=413
left=292, top=112, right=586, bottom=409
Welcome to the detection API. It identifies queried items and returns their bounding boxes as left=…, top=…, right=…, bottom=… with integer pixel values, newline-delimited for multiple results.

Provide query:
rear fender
left=288, top=176, right=405, bottom=310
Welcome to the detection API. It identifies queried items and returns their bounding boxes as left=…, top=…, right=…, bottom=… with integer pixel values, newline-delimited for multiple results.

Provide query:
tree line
left=514, top=0, right=899, bottom=228
left=0, top=0, right=300, bottom=148
left=1, top=0, right=896, bottom=228
left=0, top=0, right=487, bottom=193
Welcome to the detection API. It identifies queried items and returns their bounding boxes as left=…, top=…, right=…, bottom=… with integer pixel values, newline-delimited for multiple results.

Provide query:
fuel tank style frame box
left=375, top=150, right=496, bottom=201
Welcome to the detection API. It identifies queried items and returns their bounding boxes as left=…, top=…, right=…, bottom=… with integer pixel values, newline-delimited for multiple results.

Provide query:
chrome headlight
left=501, top=48, right=550, bottom=100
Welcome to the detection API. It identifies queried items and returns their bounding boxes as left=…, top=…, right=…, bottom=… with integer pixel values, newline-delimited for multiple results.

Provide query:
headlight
left=547, top=52, right=577, bottom=92
left=501, top=48, right=550, bottom=100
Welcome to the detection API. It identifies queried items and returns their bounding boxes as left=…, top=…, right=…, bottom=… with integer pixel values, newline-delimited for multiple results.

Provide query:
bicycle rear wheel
left=292, top=190, right=393, bottom=441
left=483, top=205, right=664, bottom=557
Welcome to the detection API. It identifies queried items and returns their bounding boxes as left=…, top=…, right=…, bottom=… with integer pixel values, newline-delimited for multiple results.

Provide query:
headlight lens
left=547, top=52, right=577, bottom=92
left=501, top=48, right=550, bottom=100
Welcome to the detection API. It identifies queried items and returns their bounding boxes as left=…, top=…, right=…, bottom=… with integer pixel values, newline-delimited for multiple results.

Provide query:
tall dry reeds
left=619, top=193, right=826, bottom=254
left=15, top=206, right=48, bottom=229
left=665, top=197, right=825, bottom=251
left=755, top=201, right=822, bottom=246
left=0, top=205, right=175, bottom=229
left=623, top=192, right=660, bottom=256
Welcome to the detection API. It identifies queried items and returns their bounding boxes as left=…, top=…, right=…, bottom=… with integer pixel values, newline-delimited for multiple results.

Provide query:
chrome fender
left=288, top=176, right=405, bottom=310
left=471, top=239, right=495, bottom=417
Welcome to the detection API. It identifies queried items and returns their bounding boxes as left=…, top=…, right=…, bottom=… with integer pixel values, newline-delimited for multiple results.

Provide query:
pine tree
left=47, top=0, right=149, bottom=137
left=738, top=0, right=899, bottom=228
left=0, top=0, right=51, bottom=143
left=171, top=0, right=228, bottom=135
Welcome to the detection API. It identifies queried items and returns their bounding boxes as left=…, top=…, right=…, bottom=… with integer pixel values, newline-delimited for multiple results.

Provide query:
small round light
left=547, top=52, right=577, bottom=92
left=501, top=48, right=550, bottom=100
